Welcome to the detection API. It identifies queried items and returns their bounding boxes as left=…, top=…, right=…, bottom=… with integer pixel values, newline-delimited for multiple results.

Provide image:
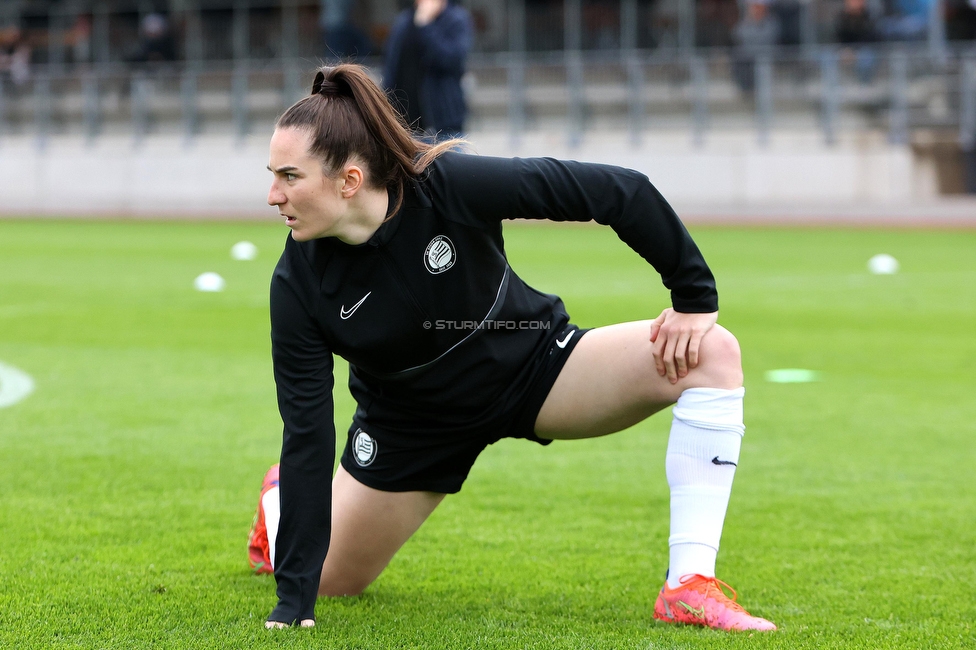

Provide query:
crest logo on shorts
left=352, top=428, right=377, bottom=467
left=424, top=235, right=456, bottom=274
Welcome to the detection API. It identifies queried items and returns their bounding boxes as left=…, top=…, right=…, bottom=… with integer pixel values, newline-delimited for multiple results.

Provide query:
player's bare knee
left=320, top=584, right=366, bottom=597
left=318, top=557, right=377, bottom=598
left=698, top=326, right=743, bottom=388
left=319, top=575, right=371, bottom=598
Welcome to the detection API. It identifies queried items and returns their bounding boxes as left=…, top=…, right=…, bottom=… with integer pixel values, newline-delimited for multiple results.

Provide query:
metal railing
left=1, top=45, right=975, bottom=152
left=1, top=0, right=964, bottom=62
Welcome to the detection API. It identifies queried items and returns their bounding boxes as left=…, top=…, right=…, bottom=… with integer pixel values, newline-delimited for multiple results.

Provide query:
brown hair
left=276, top=64, right=463, bottom=217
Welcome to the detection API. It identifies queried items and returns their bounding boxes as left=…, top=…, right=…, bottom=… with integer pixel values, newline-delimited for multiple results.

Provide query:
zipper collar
left=366, top=178, right=430, bottom=248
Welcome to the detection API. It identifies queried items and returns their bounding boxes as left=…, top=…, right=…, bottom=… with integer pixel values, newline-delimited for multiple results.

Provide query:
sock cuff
left=672, top=386, right=745, bottom=434
left=668, top=536, right=720, bottom=551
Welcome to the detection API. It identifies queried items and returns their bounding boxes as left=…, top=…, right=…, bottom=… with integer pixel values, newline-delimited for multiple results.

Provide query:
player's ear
left=340, top=164, right=365, bottom=198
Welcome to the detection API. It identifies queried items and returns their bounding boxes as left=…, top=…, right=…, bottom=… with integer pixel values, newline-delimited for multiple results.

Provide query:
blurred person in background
left=769, top=0, right=802, bottom=46
left=732, top=0, right=780, bottom=93
left=878, top=0, right=931, bottom=40
left=836, top=0, right=879, bottom=82
left=65, top=13, right=93, bottom=67
left=321, top=0, right=374, bottom=61
left=945, top=0, right=976, bottom=193
left=250, top=62, right=778, bottom=634
left=697, top=0, right=740, bottom=47
left=0, top=24, right=30, bottom=91
left=946, top=0, right=976, bottom=39
left=383, top=0, right=473, bottom=141
left=127, top=12, right=176, bottom=66
left=958, top=0, right=976, bottom=196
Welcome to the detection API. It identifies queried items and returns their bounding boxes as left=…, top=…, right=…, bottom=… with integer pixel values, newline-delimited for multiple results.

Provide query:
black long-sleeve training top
left=266, top=152, right=718, bottom=624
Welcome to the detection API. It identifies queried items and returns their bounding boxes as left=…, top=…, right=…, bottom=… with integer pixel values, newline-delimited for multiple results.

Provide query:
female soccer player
left=248, top=63, right=776, bottom=633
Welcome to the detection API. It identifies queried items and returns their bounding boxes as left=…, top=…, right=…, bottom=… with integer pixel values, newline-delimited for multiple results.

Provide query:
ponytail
left=276, top=64, right=463, bottom=218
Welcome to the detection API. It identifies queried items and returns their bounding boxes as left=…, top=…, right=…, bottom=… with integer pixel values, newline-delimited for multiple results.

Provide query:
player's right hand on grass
left=266, top=586, right=316, bottom=629
left=266, top=598, right=315, bottom=629
left=266, top=619, right=315, bottom=629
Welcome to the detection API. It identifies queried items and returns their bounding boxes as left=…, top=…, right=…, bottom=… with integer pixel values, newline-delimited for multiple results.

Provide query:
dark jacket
left=383, top=2, right=473, bottom=133
left=265, top=153, right=718, bottom=624
left=836, top=8, right=878, bottom=44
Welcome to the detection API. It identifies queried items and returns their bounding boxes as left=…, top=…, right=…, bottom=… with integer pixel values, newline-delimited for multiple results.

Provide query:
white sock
left=665, top=387, right=745, bottom=589
left=261, top=486, right=281, bottom=570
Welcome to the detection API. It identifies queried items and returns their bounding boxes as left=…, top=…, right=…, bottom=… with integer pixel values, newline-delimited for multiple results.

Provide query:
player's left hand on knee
left=649, top=309, right=718, bottom=383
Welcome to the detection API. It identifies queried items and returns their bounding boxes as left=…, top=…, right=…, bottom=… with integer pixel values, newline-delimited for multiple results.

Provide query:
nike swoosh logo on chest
left=340, top=292, right=371, bottom=320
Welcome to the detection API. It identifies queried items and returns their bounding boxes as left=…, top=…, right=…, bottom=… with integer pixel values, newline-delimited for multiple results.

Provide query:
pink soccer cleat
left=653, top=574, right=777, bottom=632
left=247, top=464, right=279, bottom=575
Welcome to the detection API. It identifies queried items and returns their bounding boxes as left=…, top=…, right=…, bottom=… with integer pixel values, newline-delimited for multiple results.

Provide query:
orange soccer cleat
left=653, top=574, right=777, bottom=632
left=247, top=463, right=279, bottom=575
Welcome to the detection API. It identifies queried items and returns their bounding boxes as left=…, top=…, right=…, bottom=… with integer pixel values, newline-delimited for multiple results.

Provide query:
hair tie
left=311, top=71, right=344, bottom=97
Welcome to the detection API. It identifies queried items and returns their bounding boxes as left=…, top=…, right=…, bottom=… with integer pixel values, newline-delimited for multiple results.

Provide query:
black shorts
left=339, top=323, right=588, bottom=494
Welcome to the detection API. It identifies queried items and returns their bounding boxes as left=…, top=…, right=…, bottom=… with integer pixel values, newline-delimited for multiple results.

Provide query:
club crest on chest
left=424, top=235, right=456, bottom=274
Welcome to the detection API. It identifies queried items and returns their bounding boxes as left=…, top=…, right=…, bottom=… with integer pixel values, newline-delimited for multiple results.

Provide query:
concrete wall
left=469, top=130, right=926, bottom=207
left=0, top=128, right=946, bottom=219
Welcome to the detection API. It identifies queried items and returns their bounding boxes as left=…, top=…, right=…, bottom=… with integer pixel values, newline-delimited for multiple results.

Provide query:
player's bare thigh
left=319, top=465, right=445, bottom=597
left=534, top=320, right=742, bottom=440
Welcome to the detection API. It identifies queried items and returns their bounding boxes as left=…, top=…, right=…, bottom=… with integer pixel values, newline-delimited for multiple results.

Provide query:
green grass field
left=0, top=219, right=973, bottom=649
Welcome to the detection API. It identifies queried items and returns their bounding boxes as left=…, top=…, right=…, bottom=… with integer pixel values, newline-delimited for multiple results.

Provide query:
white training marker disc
left=231, top=241, right=258, bottom=261
left=867, top=254, right=899, bottom=275
left=765, top=369, right=820, bottom=383
left=194, top=272, right=226, bottom=292
left=0, top=361, right=36, bottom=408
